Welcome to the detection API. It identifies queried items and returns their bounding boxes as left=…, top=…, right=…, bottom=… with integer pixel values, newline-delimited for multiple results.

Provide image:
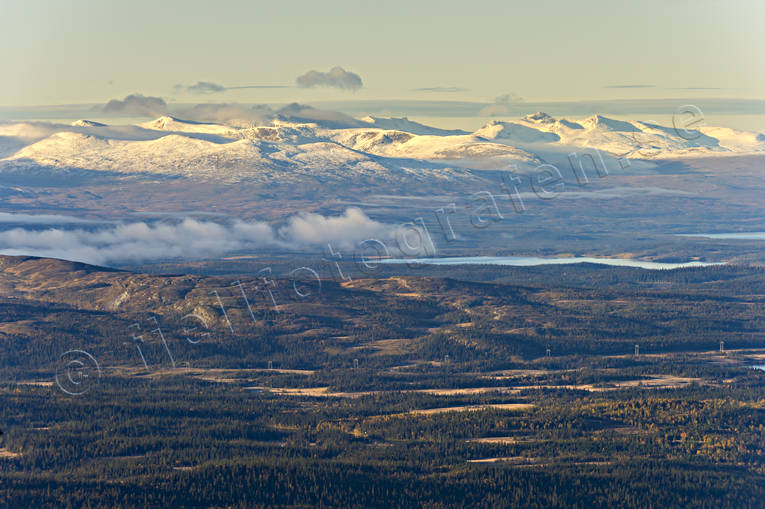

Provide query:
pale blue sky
left=1, top=0, right=763, bottom=107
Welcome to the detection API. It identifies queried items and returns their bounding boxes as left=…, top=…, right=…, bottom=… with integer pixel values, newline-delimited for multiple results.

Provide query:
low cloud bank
left=279, top=208, right=394, bottom=246
left=175, top=103, right=275, bottom=124
left=0, top=208, right=400, bottom=266
left=172, top=102, right=363, bottom=128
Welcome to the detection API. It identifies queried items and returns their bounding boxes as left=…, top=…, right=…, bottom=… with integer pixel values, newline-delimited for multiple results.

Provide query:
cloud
left=176, top=103, right=275, bottom=124
left=296, top=66, right=363, bottom=91
left=226, top=85, right=291, bottom=90
left=494, top=93, right=524, bottom=104
left=279, top=208, right=395, bottom=249
left=0, top=208, right=401, bottom=265
left=274, top=103, right=364, bottom=128
left=103, top=94, right=168, bottom=116
left=167, top=102, right=364, bottom=128
left=411, top=87, right=468, bottom=93
left=602, top=84, right=656, bottom=89
left=175, top=81, right=227, bottom=94
left=666, top=87, right=722, bottom=90
left=171, top=102, right=362, bottom=128
left=478, top=93, right=525, bottom=117
left=174, top=82, right=291, bottom=94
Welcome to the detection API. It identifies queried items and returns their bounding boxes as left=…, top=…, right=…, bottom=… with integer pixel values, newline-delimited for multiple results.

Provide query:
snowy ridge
left=360, top=116, right=468, bottom=136
left=0, top=117, right=541, bottom=184
left=475, top=112, right=765, bottom=158
left=0, top=113, right=763, bottom=185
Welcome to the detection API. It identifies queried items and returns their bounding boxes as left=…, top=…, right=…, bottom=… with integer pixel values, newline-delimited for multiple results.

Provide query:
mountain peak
left=523, top=112, right=556, bottom=124
left=142, top=116, right=188, bottom=129
left=581, top=115, right=637, bottom=132
left=71, top=120, right=107, bottom=127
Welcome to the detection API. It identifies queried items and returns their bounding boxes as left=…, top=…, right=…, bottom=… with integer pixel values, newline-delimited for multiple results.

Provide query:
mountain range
left=1, top=113, right=763, bottom=186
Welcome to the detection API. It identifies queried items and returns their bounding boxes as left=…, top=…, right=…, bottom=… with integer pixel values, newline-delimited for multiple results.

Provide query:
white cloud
left=176, top=103, right=274, bottom=124
left=279, top=208, right=396, bottom=249
left=0, top=208, right=400, bottom=266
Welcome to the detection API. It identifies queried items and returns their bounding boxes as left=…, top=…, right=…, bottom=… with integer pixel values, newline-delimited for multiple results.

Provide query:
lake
left=679, top=232, right=765, bottom=240
left=379, top=256, right=721, bottom=270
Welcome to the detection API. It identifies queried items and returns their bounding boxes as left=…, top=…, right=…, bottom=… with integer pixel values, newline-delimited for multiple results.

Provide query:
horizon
left=4, top=98, right=765, bottom=133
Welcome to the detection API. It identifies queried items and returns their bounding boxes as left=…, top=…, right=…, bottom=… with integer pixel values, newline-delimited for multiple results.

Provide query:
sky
left=1, top=0, right=764, bottom=108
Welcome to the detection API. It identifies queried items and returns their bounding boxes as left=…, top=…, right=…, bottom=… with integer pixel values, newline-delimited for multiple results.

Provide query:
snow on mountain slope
left=476, top=112, right=765, bottom=158
left=474, top=121, right=561, bottom=143
left=0, top=122, right=63, bottom=141
left=0, top=119, right=480, bottom=184
left=138, top=116, right=239, bottom=136
left=331, top=130, right=543, bottom=169
left=579, top=115, right=638, bottom=133
left=1, top=113, right=763, bottom=187
left=71, top=120, right=107, bottom=127
left=698, top=126, right=765, bottom=152
left=360, top=116, right=468, bottom=136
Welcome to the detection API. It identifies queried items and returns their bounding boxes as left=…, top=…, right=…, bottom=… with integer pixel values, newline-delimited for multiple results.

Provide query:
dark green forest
left=0, top=258, right=764, bottom=507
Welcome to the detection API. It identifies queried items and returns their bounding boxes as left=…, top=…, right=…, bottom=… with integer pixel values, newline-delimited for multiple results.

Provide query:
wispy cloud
left=411, top=87, right=468, bottom=93
left=274, top=103, right=364, bottom=127
left=169, top=102, right=363, bottom=127
left=176, top=103, right=275, bottom=124
left=226, top=85, right=291, bottom=90
left=0, top=208, right=401, bottom=265
left=602, top=84, right=656, bottom=89
left=174, top=82, right=291, bottom=94
left=666, top=87, right=722, bottom=90
left=478, top=93, right=525, bottom=117
left=296, top=66, right=363, bottom=91
left=175, top=81, right=226, bottom=94
left=102, top=94, right=168, bottom=116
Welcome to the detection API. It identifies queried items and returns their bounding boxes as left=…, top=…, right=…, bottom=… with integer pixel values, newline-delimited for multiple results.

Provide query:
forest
left=0, top=256, right=764, bottom=507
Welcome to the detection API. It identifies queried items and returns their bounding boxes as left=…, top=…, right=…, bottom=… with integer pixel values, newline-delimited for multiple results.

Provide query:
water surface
left=679, top=232, right=765, bottom=240
left=380, top=256, right=721, bottom=270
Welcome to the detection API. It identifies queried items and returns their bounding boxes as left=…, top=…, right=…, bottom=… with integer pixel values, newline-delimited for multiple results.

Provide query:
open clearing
left=406, top=403, right=534, bottom=415
left=0, top=448, right=21, bottom=459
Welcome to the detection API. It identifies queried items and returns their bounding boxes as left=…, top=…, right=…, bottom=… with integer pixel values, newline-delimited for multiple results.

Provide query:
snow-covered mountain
left=474, top=112, right=765, bottom=157
left=360, top=116, right=468, bottom=136
left=0, top=116, right=542, bottom=184
left=0, top=113, right=763, bottom=186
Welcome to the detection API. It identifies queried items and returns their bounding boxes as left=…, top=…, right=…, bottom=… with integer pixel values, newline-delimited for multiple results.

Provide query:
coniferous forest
left=0, top=257, right=763, bottom=507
